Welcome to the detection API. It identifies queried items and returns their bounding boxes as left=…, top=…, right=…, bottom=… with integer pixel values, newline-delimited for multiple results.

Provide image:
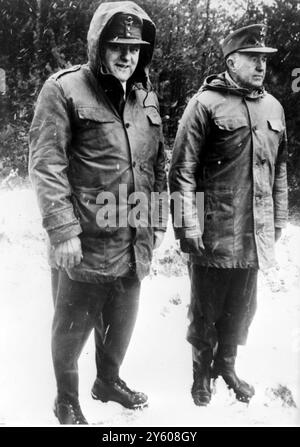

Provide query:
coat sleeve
left=151, top=92, right=168, bottom=232
left=28, top=78, right=82, bottom=244
left=168, top=96, right=210, bottom=239
left=153, top=137, right=168, bottom=231
left=273, top=110, right=288, bottom=229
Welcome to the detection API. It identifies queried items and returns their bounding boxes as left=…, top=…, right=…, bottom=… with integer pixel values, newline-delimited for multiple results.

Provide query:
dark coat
left=29, top=1, right=168, bottom=282
left=169, top=72, right=288, bottom=270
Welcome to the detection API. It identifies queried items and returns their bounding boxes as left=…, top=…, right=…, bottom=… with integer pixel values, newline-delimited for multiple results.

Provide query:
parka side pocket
left=202, top=189, right=234, bottom=258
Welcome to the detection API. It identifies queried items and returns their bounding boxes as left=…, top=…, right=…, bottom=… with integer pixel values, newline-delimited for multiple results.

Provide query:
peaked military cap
left=104, top=12, right=150, bottom=45
left=222, top=24, right=277, bottom=58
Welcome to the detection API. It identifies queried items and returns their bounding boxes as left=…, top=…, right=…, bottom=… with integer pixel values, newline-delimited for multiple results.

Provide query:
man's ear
left=226, top=56, right=235, bottom=72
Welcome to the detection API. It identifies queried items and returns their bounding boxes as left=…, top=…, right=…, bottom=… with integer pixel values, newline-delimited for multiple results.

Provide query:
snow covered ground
left=0, top=188, right=299, bottom=427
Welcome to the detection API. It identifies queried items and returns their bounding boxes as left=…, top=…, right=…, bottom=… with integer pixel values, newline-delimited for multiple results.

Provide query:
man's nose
left=256, top=58, right=265, bottom=71
left=120, top=47, right=130, bottom=59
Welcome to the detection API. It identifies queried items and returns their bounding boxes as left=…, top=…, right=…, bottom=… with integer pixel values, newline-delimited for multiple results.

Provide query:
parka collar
left=200, top=71, right=265, bottom=99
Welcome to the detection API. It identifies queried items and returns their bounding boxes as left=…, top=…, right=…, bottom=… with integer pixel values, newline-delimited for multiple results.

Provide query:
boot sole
left=212, top=374, right=255, bottom=404
left=91, top=391, right=148, bottom=410
left=191, top=391, right=211, bottom=407
left=53, top=402, right=88, bottom=424
left=193, top=399, right=211, bottom=407
left=229, top=386, right=255, bottom=403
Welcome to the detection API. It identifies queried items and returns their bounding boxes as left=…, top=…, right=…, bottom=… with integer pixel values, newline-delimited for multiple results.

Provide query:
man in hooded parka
left=29, top=1, right=167, bottom=424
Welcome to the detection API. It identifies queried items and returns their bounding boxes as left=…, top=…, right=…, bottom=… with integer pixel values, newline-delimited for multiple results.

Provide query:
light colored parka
left=29, top=1, right=167, bottom=283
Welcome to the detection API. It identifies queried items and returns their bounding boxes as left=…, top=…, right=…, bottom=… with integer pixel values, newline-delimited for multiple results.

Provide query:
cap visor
left=106, top=38, right=150, bottom=45
left=238, top=47, right=278, bottom=54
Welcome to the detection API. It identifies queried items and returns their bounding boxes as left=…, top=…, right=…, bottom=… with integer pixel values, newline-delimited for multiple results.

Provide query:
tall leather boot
left=191, top=347, right=213, bottom=406
left=212, top=344, right=255, bottom=403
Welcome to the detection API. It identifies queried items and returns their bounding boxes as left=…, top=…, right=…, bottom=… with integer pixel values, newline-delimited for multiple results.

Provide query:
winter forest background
left=0, top=0, right=300, bottom=212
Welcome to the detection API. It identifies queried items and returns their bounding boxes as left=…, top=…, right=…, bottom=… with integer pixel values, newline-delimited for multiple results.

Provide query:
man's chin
left=243, top=80, right=263, bottom=90
left=251, top=78, right=264, bottom=87
left=111, top=75, right=130, bottom=83
left=113, top=71, right=131, bottom=83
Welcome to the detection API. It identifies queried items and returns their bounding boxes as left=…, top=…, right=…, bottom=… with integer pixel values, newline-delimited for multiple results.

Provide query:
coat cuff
left=48, top=222, right=82, bottom=245
left=274, top=219, right=287, bottom=229
left=153, top=227, right=167, bottom=233
left=173, top=226, right=202, bottom=240
left=43, top=206, right=82, bottom=244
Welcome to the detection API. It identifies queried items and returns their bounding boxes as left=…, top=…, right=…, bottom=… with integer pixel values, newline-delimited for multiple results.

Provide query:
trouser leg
left=52, top=270, right=108, bottom=403
left=95, top=276, right=141, bottom=381
left=215, top=269, right=258, bottom=346
left=187, top=265, right=257, bottom=349
left=187, top=265, right=258, bottom=403
left=51, top=267, right=59, bottom=306
left=187, top=264, right=231, bottom=351
left=213, top=269, right=257, bottom=403
left=187, top=265, right=230, bottom=405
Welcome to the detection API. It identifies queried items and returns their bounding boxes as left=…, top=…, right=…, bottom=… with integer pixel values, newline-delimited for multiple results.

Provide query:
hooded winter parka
left=29, top=1, right=167, bottom=283
left=169, top=72, right=288, bottom=270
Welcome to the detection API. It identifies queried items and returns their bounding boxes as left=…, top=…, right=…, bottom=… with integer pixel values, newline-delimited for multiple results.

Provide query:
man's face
left=230, top=52, right=267, bottom=89
left=103, top=43, right=140, bottom=83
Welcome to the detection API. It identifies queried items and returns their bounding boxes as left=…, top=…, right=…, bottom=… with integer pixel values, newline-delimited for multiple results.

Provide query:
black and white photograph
left=0, top=0, right=300, bottom=429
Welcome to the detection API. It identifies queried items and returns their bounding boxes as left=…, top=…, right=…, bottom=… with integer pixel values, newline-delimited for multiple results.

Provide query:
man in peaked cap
left=169, top=24, right=287, bottom=406
left=222, top=24, right=277, bottom=58
left=29, top=2, right=167, bottom=424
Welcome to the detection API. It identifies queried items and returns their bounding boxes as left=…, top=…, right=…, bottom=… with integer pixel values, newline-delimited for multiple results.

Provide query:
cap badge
left=256, top=27, right=266, bottom=45
left=124, top=16, right=134, bottom=37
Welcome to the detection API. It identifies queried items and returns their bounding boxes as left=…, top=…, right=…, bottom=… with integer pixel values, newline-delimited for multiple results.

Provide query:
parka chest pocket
left=214, top=117, right=248, bottom=131
left=266, top=118, right=285, bottom=154
left=210, top=116, right=249, bottom=162
left=76, top=107, right=115, bottom=129
left=145, top=108, right=162, bottom=127
left=267, top=119, right=284, bottom=133
left=142, top=108, right=162, bottom=156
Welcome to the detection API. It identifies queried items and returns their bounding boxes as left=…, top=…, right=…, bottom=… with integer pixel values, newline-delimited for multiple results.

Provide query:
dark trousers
left=187, top=264, right=258, bottom=352
left=51, top=269, right=140, bottom=403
